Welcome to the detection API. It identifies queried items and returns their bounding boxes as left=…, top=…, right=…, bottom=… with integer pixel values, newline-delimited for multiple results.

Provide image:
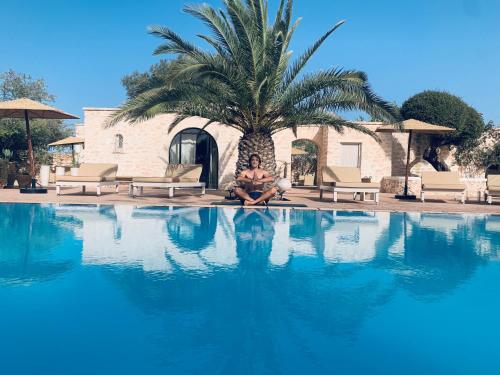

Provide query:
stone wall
left=325, top=123, right=393, bottom=183
left=52, top=153, right=74, bottom=167
left=81, top=109, right=428, bottom=188
left=381, top=176, right=421, bottom=195
left=75, top=124, right=85, bottom=139
left=82, top=108, right=242, bottom=189
left=391, top=132, right=431, bottom=177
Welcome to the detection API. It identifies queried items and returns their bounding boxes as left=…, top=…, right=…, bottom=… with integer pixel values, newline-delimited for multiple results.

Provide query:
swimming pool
left=1, top=203, right=499, bottom=374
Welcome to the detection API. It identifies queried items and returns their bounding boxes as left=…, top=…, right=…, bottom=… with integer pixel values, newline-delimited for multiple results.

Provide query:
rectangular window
left=340, top=143, right=361, bottom=168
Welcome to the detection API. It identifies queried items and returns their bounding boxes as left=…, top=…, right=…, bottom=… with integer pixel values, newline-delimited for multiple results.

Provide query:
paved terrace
left=0, top=186, right=499, bottom=214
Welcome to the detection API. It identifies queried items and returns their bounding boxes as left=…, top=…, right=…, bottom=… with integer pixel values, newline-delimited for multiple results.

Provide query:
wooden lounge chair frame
left=129, top=181, right=206, bottom=198
left=319, top=166, right=380, bottom=205
left=485, top=174, right=500, bottom=205
left=420, top=171, right=466, bottom=204
left=56, top=163, right=119, bottom=196
left=128, top=164, right=206, bottom=198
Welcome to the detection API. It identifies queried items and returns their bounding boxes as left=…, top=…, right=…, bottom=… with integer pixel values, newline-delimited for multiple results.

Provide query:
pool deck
left=1, top=185, right=499, bottom=214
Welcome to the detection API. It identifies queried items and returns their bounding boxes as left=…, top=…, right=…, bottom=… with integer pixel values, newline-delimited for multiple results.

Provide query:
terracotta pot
left=16, top=174, right=32, bottom=189
left=7, top=173, right=16, bottom=188
left=8, top=162, right=16, bottom=174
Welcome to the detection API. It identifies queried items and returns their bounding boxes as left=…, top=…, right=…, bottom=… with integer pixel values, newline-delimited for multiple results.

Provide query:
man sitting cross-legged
left=234, top=153, right=278, bottom=206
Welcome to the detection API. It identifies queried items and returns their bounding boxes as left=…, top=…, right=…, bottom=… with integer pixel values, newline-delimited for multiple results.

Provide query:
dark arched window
left=169, top=128, right=218, bottom=189
left=114, top=134, right=124, bottom=152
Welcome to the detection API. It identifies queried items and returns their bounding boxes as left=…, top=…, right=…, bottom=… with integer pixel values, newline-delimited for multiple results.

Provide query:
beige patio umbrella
left=47, top=136, right=84, bottom=147
left=48, top=137, right=84, bottom=167
left=376, top=119, right=454, bottom=199
left=0, top=98, right=79, bottom=193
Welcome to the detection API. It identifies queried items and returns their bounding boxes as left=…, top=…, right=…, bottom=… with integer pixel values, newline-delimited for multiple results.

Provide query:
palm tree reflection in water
left=233, top=209, right=276, bottom=268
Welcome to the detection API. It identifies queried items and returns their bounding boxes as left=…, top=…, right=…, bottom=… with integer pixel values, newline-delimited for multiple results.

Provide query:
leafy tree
left=122, top=60, right=174, bottom=99
left=293, top=139, right=317, bottom=154
left=400, top=90, right=491, bottom=170
left=484, top=139, right=500, bottom=171
left=0, top=70, right=70, bottom=162
left=113, top=0, right=399, bottom=175
left=458, top=129, right=500, bottom=174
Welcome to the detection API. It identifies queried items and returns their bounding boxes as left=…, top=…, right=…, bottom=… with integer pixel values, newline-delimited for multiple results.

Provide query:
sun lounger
left=319, top=166, right=380, bottom=204
left=420, top=171, right=466, bottom=204
left=129, top=164, right=206, bottom=198
left=298, top=174, right=315, bottom=186
left=485, top=174, right=500, bottom=204
left=56, top=163, right=119, bottom=196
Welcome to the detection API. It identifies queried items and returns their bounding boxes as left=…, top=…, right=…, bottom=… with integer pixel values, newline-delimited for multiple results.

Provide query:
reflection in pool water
left=0, top=204, right=499, bottom=374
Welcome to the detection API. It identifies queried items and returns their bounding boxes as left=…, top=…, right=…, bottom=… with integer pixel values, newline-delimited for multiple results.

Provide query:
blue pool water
left=1, top=203, right=499, bottom=374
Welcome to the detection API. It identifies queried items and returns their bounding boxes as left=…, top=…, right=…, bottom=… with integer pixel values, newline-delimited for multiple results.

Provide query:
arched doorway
left=169, top=128, right=219, bottom=189
left=291, top=139, right=318, bottom=186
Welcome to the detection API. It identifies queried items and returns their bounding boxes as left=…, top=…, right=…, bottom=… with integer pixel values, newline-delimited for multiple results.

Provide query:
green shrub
left=0, top=160, right=8, bottom=186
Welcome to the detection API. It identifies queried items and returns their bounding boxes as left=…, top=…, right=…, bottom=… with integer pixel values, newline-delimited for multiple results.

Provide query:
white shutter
left=340, top=143, right=361, bottom=168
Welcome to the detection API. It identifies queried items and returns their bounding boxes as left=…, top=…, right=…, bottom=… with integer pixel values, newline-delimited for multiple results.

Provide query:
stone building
left=77, top=107, right=487, bottom=196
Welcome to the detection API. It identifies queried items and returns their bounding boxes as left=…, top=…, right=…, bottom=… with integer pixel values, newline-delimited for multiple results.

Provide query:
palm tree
left=110, top=0, right=400, bottom=175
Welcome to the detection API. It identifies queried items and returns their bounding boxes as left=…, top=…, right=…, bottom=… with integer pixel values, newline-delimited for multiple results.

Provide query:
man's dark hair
left=248, top=153, right=261, bottom=167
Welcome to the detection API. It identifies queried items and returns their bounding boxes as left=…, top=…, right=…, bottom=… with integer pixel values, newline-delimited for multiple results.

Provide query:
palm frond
left=282, top=20, right=345, bottom=89
left=111, top=0, right=400, bottom=140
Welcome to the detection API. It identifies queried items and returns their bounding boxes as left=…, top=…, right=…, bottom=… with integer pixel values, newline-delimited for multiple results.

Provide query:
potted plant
left=1, top=149, right=17, bottom=188
left=70, top=146, right=80, bottom=176
left=55, top=161, right=66, bottom=177
left=0, top=149, right=10, bottom=188
left=16, top=166, right=32, bottom=189
left=36, top=149, right=52, bottom=187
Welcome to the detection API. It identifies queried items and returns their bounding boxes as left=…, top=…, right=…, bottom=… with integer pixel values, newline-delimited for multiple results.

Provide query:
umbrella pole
left=20, top=110, right=46, bottom=194
left=24, top=110, right=36, bottom=187
left=396, top=130, right=416, bottom=200
left=403, top=130, right=413, bottom=196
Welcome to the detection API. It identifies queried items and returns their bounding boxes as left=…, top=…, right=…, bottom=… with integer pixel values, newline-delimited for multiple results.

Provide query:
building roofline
left=83, top=107, right=119, bottom=111
left=80, top=109, right=393, bottom=128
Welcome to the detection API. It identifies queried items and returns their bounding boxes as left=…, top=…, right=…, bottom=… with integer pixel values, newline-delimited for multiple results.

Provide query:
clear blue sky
left=1, top=0, right=499, bottom=125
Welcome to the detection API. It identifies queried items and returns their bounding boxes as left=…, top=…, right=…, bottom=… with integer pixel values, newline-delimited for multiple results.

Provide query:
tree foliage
left=454, top=128, right=500, bottom=173
left=401, top=91, right=487, bottom=147
left=113, top=0, right=399, bottom=174
left=485, top=140, right=500, bottom=168
left=0, top=70, right=70, bottom=162
left=122, top=60, right=174, bottom=99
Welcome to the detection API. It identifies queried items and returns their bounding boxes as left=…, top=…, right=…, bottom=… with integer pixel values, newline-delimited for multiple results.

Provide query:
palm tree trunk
left=236, top=132, right=277, bottom=177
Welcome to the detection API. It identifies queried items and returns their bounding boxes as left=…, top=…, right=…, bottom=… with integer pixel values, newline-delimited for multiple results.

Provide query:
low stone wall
left=381, top=177, right=421, bottom=195
left=381, top=176, right=486, bottom=201
left=463, top=178, right=488, bottom=201
left=52, top=153, right=75, bottom=167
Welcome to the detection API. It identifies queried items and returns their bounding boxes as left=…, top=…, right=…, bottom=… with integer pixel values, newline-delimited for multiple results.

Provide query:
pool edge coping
left=1, top=199, right=499, bottom=217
